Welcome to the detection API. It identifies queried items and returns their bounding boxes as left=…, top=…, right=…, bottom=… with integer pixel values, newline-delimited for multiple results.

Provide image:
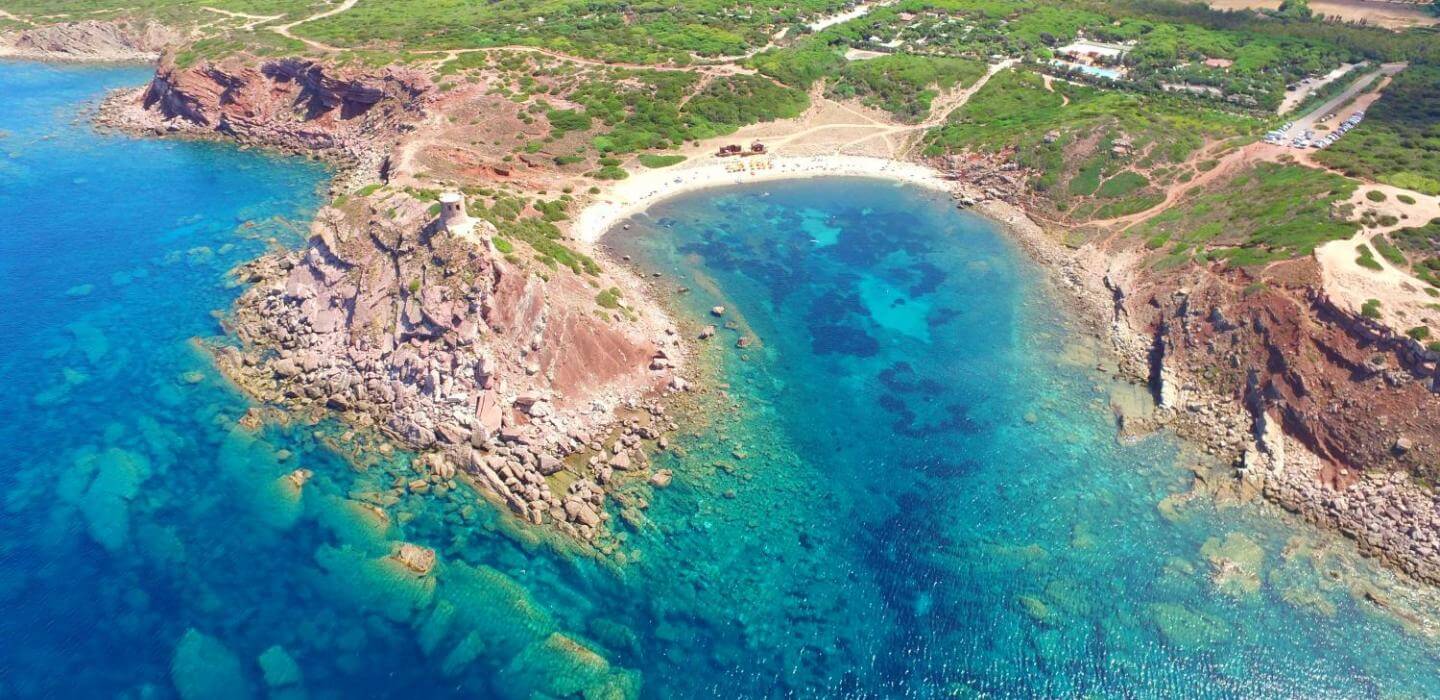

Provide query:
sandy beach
left=572, top=154, right=955, bottom=244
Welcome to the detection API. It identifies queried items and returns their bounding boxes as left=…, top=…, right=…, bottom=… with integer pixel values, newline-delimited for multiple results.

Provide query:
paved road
left=1274, top=62, right=1406, bottom=146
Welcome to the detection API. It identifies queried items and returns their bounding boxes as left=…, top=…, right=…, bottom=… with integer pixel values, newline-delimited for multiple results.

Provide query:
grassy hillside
left=923, top=68, right=1259, bottom=218
left=1132, top=162, right=1359, bottom=268
left=295, top=0, right=851, bottom=63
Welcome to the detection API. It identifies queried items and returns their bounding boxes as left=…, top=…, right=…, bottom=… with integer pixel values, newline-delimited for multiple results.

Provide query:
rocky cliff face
left=0, top=20, right=178, bottom=61
left=1120, top=262, right=1440, bottom=583
left=102, top=56, right=434, bottom=187
left=216, top=193, right=686, bottom=540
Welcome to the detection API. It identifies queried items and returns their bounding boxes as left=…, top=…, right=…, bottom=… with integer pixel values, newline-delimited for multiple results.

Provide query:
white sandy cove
left=572, top=155, right=955, bottom=244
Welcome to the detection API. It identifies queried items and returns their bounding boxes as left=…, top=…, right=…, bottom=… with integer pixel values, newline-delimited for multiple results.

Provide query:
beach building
left=1055, top=39, right=1132, bottom=64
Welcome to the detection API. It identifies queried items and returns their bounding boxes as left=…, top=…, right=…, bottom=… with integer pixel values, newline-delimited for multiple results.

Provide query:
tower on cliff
left=438, top=192, right=475, bottom=238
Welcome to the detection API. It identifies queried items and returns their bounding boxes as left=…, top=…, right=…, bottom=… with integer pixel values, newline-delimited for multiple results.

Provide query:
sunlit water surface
left=2, top=61, right=1439, bottom=699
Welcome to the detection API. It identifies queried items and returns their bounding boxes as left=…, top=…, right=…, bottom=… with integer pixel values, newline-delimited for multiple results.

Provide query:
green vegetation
left=1373, top=235, right=1406, bottom=266
left=534, top=198, right=569, bottom=221
left=571, top=71, right=805, bottom=157
left=1362, top=298, right=1382, bottom=319
left=464, top=190, right=599, bottom=274
left=685, top=74, right=808, bottom=130
left=925, top=68, right=1255, bottom=221
left=749, top=45, right=846, bottom=89
left=827, top=55, right=986, bottom=122
left=1098, top=171, right=1149, bottom=199
left=1315, top=67, right=1440, bottom=195
left=1132, top=162, right=1358, bottom=267
left=293, top=0, right=853, bottom=64
left=1388, top=218, right=1440, bottom=287
left=1407, top=325, right=1431, bottom=341
left=546, top=109, right=592, bottom=134
left=1366, top=190, right=1387, bottom=203
left=1398, top=194, right=1417, bottom=205
left=595, top=287, right=623, bottom=310
left=1355, top=243, right=1382, bottom=271
left=637, top=154, right=687, bottom=168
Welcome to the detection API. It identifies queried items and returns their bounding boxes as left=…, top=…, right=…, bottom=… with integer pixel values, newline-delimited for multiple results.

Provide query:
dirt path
left=271, top=0, right=358, bottom=52
left=834, top=59, right=1018, bottom=157
left=1205, top=0, right=1439, bottom=29
left=201, top=6, right=283, bottom=31
left=1089, top=140, right=1276, bottom=236
left=0, top=9, right=35, bottom=26
left=1040, top=73, right=1071, bottom=106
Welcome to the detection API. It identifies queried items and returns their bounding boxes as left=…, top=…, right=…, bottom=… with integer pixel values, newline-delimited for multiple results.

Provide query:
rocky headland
left=0, top=19, right=177, bottom=62
left=90, top=51, right=692, bottom=545
left=97, top=55, right=433, bottom=190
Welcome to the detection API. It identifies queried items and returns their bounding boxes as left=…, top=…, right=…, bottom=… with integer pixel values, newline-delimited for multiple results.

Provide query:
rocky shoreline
left=977, top=195, right=1440, bottom=589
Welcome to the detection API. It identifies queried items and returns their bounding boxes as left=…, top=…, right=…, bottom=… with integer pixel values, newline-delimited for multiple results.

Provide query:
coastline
left=572, top=154, right=955, bottom=245
left=35, top=40, right=1440, bottom=597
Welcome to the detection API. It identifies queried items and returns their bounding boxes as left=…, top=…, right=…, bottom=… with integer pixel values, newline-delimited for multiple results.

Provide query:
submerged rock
left=1201, top=533, right=1265, bottom=597
left=1016, top=594, right=1055, bottom=626
left=72, top=447, right=151, bottom=552
left=1146, top=603, right=1229, bottom=649
left=258, top=645, right=304, bottom=689
left=496, top=632, right=640, bottom=700
left=171, top=629, right=252, bottom=700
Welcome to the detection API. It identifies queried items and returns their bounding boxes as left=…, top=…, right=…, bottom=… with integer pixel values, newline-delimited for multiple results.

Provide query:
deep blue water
left=3, top=60, right=1440, bottom=699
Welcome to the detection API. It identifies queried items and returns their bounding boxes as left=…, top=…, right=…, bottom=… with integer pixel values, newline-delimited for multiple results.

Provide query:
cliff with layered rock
left=99, top=55, right=433, bottom=188
left=1109, top=258, right=1440, bottom=583
left=216, top=192, right=686, bottom=541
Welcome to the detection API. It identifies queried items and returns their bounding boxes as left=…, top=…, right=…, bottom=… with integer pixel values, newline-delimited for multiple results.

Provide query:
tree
left=1275, top=0, right=1313, bottom=21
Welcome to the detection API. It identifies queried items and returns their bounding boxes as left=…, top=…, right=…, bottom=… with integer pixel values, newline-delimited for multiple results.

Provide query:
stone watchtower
left=438, top=192, right=475, bottom=237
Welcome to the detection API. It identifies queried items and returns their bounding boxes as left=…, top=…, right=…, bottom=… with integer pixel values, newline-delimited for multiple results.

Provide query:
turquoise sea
left=4, top=61, right=1440, bottom=699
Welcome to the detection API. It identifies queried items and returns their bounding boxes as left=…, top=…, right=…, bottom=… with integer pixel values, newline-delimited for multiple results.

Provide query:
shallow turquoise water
left=3, top=61, right=1440, bottom=699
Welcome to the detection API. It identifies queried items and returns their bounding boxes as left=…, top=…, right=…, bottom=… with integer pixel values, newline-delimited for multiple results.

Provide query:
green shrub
left=595, top=287, right=622, bottom=309
left=1361, top=298, right=1382, bottom=319
left=592, top=165, right=629, bottom=180
left=1367, top=190, right=1387, bottom=203
left=1407, top=326, right=1431, bottom=341
left=638, top=153, right=686, bottom=168
left=546, top=109, right=592, bottom=133
left=1098, top=171, right=1150, bottom=199
left=1355, top=244, right=1382, bottom=271
left=492, top=237, right=514, bottom=254
left=1398, top=194, right=1417, bottom=205
left=1373, top=235, right=1406, bottom=266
